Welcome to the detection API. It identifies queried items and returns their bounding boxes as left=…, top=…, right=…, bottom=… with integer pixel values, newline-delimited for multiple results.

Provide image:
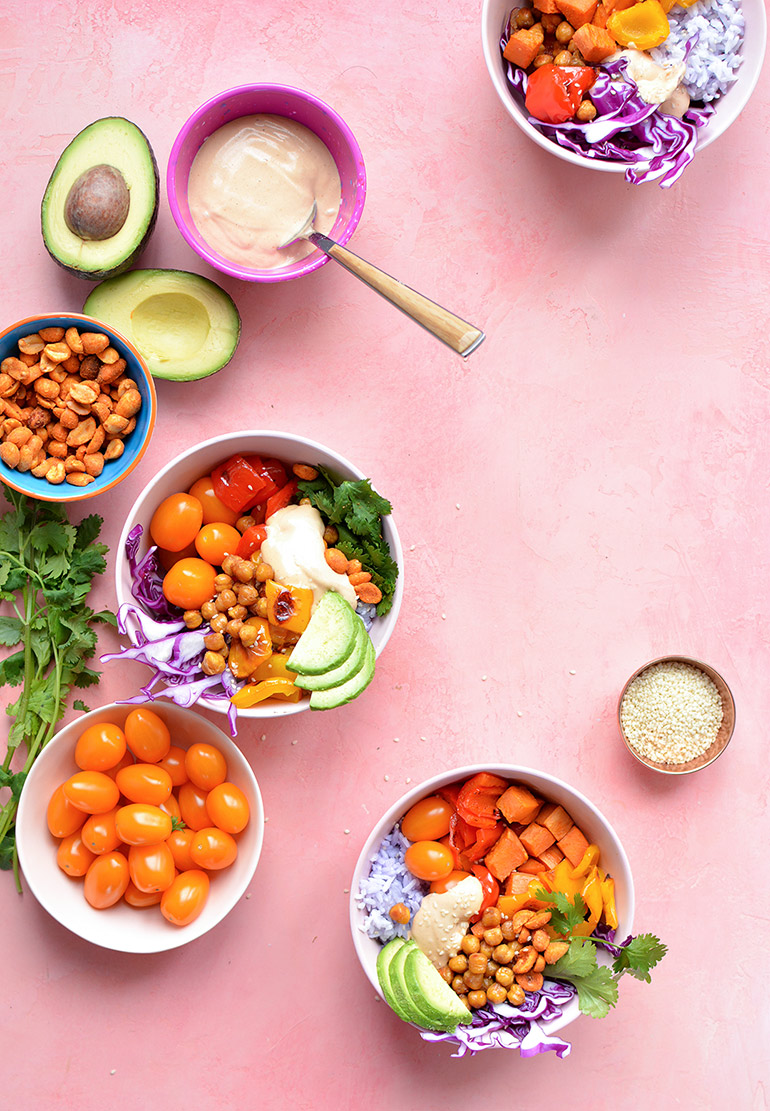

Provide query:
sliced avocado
left=42, top=117, right=158, bottom=280
left=403, top=945, right=472, bottom=1030
left=83, top=269, right=241, bottom=381
left=309, top=633, right=375, bottom=711
left=287, top=592, right=357, bottom=676
left=376, top=939, right=413, bottom=1023
left=388, top=941, right=453, bottom=1031
left=294, top=618, right=367, bottom=692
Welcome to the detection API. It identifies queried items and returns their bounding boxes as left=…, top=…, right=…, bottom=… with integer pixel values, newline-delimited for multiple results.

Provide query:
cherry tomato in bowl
left=187, top=476, right=240, bottom=526
left=162, top=557, right=216, bottom=611
left=400, top=796, right=453, bottom=842
left=149, top=493, right=203, bottom=552
left=404, top=840, right=455, bottom=882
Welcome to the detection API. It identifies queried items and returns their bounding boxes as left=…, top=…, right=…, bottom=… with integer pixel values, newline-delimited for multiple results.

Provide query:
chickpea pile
left=509, top=4, right=598, bottom=121
left=439, top=906, right=569, bottom=1010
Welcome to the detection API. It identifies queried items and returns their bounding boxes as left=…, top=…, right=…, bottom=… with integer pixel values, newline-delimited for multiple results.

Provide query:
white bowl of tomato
left=114, top=430, right=403, bottom=722
left=350, top=765, right=636, bottom=1054
left=16, top=701, right=263, bottom=953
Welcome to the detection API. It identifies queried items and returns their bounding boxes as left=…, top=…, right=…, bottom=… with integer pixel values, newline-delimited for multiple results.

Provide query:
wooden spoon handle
left=310, top=233, right=485, bottom=357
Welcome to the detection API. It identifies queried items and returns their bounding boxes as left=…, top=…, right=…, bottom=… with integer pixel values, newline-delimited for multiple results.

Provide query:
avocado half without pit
left=84, top=270, right=241, bottom=381
left=42, top=117, right=159, bottom=280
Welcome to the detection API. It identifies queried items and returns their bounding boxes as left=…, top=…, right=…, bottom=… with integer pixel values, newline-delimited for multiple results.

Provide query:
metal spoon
left=280, top=202, right=485, bottom=358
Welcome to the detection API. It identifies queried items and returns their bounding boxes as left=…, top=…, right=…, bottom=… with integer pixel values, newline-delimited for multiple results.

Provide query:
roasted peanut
left=512, top=948, right=537, bottom=975
left=79, top=355, right=101, bottom=380
left=64, top=457, right=86, bottom=473
left=2, top=357, right=28, bottom=381
left=544, top=941, right=570, bottom=964
left=65, top=327, right=84, bottom=354
left=524, top=911, right=552, bottom=931
left=92, top=401, right=113, bottom=425
left=33, top=378, right=60, bottom=401
left=47, top=441, right=68, bottom=459
left=69, top=381, right=101, bottom=406
left=531, top=929, right=550, bottom=953
left=46, top=460, right=66, bottom=484
left=66, top=399, right=91, bottom=417
left=38, top=327, right=65, bottom=343
left=0, top=441, right=20, bottom=468
left=67, top=417, right=97, bottom=447
left=7, top=426, right=32, bottom=447
left=31, top=457, right=54, bottom=478
left=116, top=376, right=137, bottom=396
left=80, top=332, right=110, bottom=355
left=43, top=341, right=71, bottom=364
left=115, top=389, right=142, bottom=418
left=515, top=971, right=544, bottom=994
left=348, top=571, right=372, bottom=586
left=28, top=406, right=50, bottom=430
left=59, top=409, right=79, bottom=430
left=97, top=360, right=125, bottom=386
left=83, top=453, right=104, bottom=477
left=66, top=472, right=95, bottom=486
left=102, top=413, right=129, bottom=435
left=355, top=583, right=382, bottom=604
left=86, top=426, right=105, bottom=454
left=18, top=334, right=44, bottom=356
left=0, top=373, right=17, bottom=398
left=292, top=463, right=318, bottom=480
left=103, top=439, right=124, bottom=462
left=324, top=548, right=348, bottom=574
left=98, top=346, right=120, bottom=364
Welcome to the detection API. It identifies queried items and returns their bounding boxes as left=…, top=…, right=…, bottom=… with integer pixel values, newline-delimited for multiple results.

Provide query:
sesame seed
left=344, top=829, right=350, bottom=835
left=569, top=669, right=576, bottom=676
left=455, top=503, right=461, bottom=510
left=384, top=775, right=389, bottom=781
left=620, top=661, right=723, bottom=764
left=481, top=675, right=488, bottom=682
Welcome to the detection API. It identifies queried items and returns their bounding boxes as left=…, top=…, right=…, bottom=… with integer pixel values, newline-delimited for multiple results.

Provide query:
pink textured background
left=1, top=1, right=769, bottom=1107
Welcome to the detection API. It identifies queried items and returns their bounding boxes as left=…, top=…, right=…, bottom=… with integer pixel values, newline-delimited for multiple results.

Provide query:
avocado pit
left=64, top=164, right=130, bottom=241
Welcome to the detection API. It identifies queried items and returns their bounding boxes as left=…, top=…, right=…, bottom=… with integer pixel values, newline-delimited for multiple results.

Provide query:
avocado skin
left=41, top=117, right=159, bottom=281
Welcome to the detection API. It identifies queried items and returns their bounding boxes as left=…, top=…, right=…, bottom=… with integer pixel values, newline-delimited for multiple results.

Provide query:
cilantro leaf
left=534, top=887, right=587, bottom=935
left=74, top=514, right=104, bottom=549
left=612, top=934, right=667, bottom=983
left=548, top=937, right=599, bottom=980
left=73, top=700, right=90, bottom=713
left=0, top=617, right=23, bottom=648
left=573, top=966, right=619, bottom=1019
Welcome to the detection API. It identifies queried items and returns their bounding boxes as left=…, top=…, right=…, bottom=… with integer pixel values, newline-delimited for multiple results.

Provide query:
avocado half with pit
left=84, top=269, right=241, bottom=381
left=42, top=117, right=159, bottom=280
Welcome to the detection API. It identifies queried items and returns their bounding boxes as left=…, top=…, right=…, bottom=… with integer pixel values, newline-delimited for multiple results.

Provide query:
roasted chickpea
left=452, top=976, right=468, bottom=995
left=209, top=613, right=228, bottom=634
left=541, top=12, right=561, bottom=30
left=482, top=906, right=502, bottom=929
left=501, top=919, right=518, bottom=941
left=203, top=632, right=226, bottom=652
left=555, top=19, right=574, bottom=42
left=554, top=49, right=573, bottom=64
left=495, top=966, right=515, bottom=988
left=183, top=610, right=203, bottom=629
left=439, top=966, right=453, bottom=984
left=322, top=525, right=338, bottom=545
left=507, top=984, right=526, bottom=1006
left=235, top=584, right=259, bottom=607
left=232, top=559, right=255, bottom=584
left=467, top=990, right=488, bottom=1010
left=468, top=952, right=488, bottom=975
left=215, top=589, right=237, bottom=611
left=576, top=99, right=597, bottom=121
left=200, top=600, right=217, bottom=621
left=225, top=619, right=244, bottom=638
left=493, top=944, right=514, bottom=965
left=486, top=983, right=508, bottom=1006
left=448, top=954, right=468, bottom=974
left=254, top=562, right=273, bottom=583
left=239, top=624, right=258, bottom=647
left=483, top=927, right=504, bottom=948
left=463, top=971, right=485, bottom=991
left=532, top=53, right=554, bottom=67
left=214, top=574, right=233, bottom=591
left=235, top=515, right=255, bottom=534
left=388, top=902, right=410, bottom=925
left=201, top=651, right=225, bottom=676
left=479, top=942, right=494, bottom=958
left=461, top=934, right=480, bottom=956
left=515, top=7, right=534, bottom=27
left=254, top=598, right=268, bottom=618
left=221, top=554, right=239, bottom=577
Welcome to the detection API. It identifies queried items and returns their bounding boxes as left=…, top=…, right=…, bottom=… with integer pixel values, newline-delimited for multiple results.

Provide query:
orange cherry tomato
left=81, top=807, right=121, bottom=855
left=47, top=784, right=86, bottom=838
left=160, top=793, right=182, bottom=821
left=157, top=745, right=189, bottom=787
left=74, top=722, right=127, bottom=772
left=63, top=771, right=120, bottom=815
left=205, top=782, right=249, bottom=834
left=161, top=869, right=210, bottom=926
left=166, top=828, right=196, bottom=872
left=57, top=831, right=96, bottom=877
left=124, top=707, right=171, bottom=764
left=430, top=869, right=473, bottom=894
left=162, top=558, right=217, bottom=611
left=149, top=493, right=204, bottom=552
left=104, top=748, right=135, bottom=780
left=178, top=782, right=211, bottom=831
left=124, top=880, right=163, bottom=908
left=128, top=841, right=176, bottom=893
left=83, top=852, right=130, bottom=909
left=194, top=522, right=242, bottom=567
left=184, top=743, right=227, bottom=792
left=188, top=477, right=240, bottom=527
left=116, top=763, right=173, bottom=806
left=404, top=840, right=455, bottom=882
left=190, top=827, right=238, bottom=870
left=115, top=804, right=172, bottom=846
left=401, top=796, right=454, bottom=842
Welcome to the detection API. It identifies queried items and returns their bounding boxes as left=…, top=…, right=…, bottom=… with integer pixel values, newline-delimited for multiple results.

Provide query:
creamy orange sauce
left=188, top=114, right=341, bottom=270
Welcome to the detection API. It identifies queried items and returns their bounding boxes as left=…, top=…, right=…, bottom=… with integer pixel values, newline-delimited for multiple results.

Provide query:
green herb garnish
left=297, top=465, right=399, bottom=615
left=0, top=490, right=115, bottom=889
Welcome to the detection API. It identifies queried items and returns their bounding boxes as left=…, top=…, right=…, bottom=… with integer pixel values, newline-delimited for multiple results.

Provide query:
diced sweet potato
left=497, top=784, right=542, bottom=826
left=519, top=822, right=556, bottom=858
left=558, top=825, right=590, bottom=866
left=571, top=22, right=616, bottom=60
left=484, top=828, right=528, bottom=881
left=518, top=858, right=546, bottom=875
left=593, top=2, right=610, bottom=28
left=537, top=845, right=564, bottom=870
left=503, top=26, right=545, bottom=69
left=603, top=0, right=635, bottom=11
left=556, top=0, right=598, bottom=27
left=505, top=871, right=537, bottom=896
left=534, top=0, right=561, bottom=12
left=536, top=803, right=574, bottom=841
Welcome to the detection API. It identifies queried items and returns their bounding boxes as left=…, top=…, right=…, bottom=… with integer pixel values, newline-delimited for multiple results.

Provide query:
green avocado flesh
left=42, top=117, right=159, bottom=280
left=83, top=269, right=241, bottom=381
left=376, top=939, right=470, bottom=1032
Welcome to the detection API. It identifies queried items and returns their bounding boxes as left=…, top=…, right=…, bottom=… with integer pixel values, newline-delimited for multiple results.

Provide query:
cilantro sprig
left=296, top=465, right=399, bottom=615
left=534, top=886, right=667, bottom=1019
left=0, top=490, right=115, bottom=889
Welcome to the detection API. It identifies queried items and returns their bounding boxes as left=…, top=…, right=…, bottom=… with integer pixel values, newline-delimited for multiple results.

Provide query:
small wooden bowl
left=617, top=655, right=736, bottom=775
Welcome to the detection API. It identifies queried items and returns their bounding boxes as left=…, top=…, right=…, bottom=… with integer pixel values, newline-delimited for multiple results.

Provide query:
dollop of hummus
left=410, top=876, right=484, bottom=968
left=261, top=503, right=357, bottom=610
left=613, top=49, right=686, bottom=105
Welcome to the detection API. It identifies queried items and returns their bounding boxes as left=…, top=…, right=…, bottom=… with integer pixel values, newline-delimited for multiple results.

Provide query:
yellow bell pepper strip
left=601, top=876, right=619, bottom=929
left=569, top=843, right=601, bottom=880
left=228, top=618, right=273, bottom=679
left=229, top=678, right=301, bottom=708
left=607, top=0, right=670, bottom=49
left=497, top=878, right=551, bottom=918
left=573, top=871, right=604, bottom=936
left=549, top=858, right=586, bottom=901
left=252, top=652, right=295, bottom=682
left=265, top=580, right=313, bottom=634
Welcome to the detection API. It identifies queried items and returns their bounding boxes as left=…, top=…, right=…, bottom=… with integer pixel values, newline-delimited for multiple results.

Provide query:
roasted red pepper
left=464, top=822, right=505, bottom=863
left=470, top=863, right=500, bottom=920
left=436, top=783, right=462, bottom=808
left=265, top=479, right=298, bottom=520
left=243, top=456, right=289, bottom=508
left=456, top=772, right=508, bottom=829
left=212, top=454, right=268, bottom=513
left=525, top=64, right=596, bottom=124
left=236, top=524, right=268, bottom=559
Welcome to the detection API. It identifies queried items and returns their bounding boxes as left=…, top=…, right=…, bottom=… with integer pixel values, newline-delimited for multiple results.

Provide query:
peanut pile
left=439, top=906, right=569, bottom=1010
left=0, top=325, right=142, bottom=486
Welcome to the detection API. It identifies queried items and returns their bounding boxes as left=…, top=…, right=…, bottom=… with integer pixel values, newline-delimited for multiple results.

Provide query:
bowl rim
left=166, top=82, right=367, bottom=283
left=16, top=699, right=264, bottom=953
left=0, top=312, right=157, bottom=503
left=114, top=428, right=404, bottom=720
left=349, top=762, right=635, bottom=1036
left=617, top=654, right=736, bottom=775
left=480, top=0, right=768, bottom=174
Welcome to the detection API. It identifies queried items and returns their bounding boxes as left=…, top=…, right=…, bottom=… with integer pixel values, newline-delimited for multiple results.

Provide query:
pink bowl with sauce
left=167, top=84, right=367, bottom=283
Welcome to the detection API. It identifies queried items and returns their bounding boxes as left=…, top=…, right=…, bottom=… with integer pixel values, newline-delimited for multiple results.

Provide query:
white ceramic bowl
left=16, top=701, right=264, bottom=953
left=116, top=430, right=404, bottom=720
left=481, top=0, right=767, bottom=176
left=350, top=764, right=634, bottom=1041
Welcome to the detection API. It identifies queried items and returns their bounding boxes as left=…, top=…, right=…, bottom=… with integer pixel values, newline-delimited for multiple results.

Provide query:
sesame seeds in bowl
left=618, top=656, right=735, bottom=775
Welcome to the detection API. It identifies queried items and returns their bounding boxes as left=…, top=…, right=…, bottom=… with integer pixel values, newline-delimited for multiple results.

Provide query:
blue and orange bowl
left=0, top=313, right=156, bottom=503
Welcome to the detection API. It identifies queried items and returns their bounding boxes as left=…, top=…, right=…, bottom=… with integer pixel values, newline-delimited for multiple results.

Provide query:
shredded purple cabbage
left=125, top=525, right=179, bottom=620
left=420, top=979, right=576, bottom=1057
left=502, top=40, right=714, bottom=187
